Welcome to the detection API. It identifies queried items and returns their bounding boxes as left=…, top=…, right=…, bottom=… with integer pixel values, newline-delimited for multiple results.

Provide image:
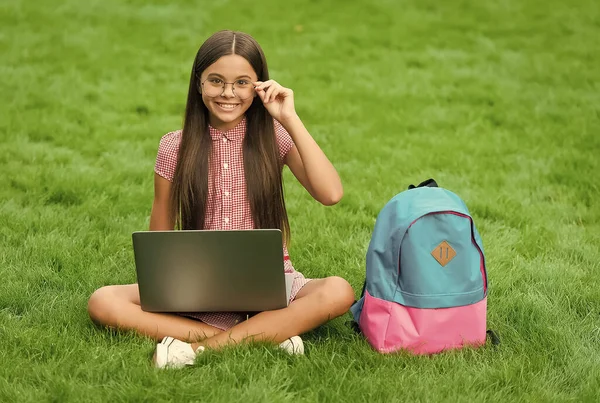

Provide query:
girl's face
left=199, top=54, right=258, bottom=131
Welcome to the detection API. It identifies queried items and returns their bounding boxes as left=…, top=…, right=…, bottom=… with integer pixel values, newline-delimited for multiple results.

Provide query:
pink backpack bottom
left=359, top=290, right=487, bottom=354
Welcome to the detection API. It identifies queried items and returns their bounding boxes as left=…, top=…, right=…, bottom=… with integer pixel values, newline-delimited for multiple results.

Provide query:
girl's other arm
left=149, top=173, right=175, bottom=230
left=283, top=116, right=343, bottom=206
left=254, top=80, right=343, bottom=206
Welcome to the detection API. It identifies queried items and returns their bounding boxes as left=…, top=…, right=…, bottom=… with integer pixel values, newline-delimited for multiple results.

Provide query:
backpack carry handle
left=408, top=178, right=438, bottom=189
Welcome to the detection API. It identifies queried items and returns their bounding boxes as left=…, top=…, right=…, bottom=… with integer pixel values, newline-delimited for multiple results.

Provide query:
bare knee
left=319, top=276, right=355, bottom=318
left=88, top=285, right=130, bottom=327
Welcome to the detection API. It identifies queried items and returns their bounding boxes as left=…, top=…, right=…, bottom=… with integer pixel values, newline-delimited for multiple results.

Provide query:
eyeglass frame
left=197, top=75, right=256, bottom=100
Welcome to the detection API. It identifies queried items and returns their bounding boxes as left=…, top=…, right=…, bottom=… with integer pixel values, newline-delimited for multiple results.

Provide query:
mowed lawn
left=1, top=0, right=599, bottom=401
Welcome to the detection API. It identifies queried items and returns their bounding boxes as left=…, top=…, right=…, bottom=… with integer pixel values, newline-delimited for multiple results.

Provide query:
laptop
left=132, top=229, right=292, bottom=313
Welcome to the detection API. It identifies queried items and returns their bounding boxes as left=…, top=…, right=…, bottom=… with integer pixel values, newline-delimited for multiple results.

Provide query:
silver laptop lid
left=132, top=229, right=287, bottom=312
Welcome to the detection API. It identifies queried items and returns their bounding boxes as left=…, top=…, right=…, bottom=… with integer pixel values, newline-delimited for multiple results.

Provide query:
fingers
left=253, top=80, right=290, bottom=103
left=253, top=81, right=267, bottom=103
left=253, top=80, right=270, bottom=92
left=254, top=83, right=266, bottom=102
left=254, top=80, right=277, bottom=103
left=264, top=84, right=279, bottom=103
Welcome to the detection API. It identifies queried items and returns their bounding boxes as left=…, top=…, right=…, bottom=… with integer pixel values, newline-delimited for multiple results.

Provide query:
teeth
left=218, top=103, right=238, bottom=109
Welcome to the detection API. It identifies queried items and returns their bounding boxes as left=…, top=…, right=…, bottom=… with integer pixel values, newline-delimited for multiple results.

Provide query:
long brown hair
left=170, top=30, right=290, bottom=245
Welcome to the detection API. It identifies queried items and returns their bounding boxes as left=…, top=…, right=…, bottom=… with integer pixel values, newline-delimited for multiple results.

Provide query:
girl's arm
left=254, top=80, right=343, bottom=206
left=149, top=173, right=175, bottom=230
left=282, top=117, right=343, bottom=206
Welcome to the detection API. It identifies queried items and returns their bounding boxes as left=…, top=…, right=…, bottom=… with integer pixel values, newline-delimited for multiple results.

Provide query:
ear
left=198, top=80, right=205, bottom=95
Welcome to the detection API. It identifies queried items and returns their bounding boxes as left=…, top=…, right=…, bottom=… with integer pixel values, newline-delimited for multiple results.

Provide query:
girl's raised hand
left=253, top=80, right=298, bottom=123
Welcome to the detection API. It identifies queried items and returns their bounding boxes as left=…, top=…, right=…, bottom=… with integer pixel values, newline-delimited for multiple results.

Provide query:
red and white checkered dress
left=154, top=118, right=312, bottom=330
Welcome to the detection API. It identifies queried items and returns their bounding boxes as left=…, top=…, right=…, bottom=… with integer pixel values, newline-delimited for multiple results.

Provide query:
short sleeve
left=154, top=130, right=182, bottom=182
left=274, top=120, right=295, bottom=163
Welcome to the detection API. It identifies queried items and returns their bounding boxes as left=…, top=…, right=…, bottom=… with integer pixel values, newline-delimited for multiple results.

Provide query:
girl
left=87, top=30, right=355, bottom=369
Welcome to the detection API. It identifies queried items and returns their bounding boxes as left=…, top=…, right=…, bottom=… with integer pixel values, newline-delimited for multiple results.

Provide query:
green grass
left=1, top=0, right=599, bottom=401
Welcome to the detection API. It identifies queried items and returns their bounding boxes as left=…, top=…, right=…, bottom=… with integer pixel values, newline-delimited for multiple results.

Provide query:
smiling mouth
left=216, top=103, right=240, bottom=110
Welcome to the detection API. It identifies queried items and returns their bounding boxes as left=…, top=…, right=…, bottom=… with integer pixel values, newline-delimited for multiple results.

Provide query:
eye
left=208, top=78, right=223, bottom=84
left=236, top=79, right=251, bottom=87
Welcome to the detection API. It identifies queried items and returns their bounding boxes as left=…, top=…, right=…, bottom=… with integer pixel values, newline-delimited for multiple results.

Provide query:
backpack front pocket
left=395, top=212, right=486, bottom=309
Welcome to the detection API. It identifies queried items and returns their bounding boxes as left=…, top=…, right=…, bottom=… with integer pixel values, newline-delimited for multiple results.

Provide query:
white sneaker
left=154, top=337, right=205, bottom=369
left=279, top=336, right=304, bottom=355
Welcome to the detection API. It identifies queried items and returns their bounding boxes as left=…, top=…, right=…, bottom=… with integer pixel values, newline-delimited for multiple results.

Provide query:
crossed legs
left=87, top=276, right=355, bottom=351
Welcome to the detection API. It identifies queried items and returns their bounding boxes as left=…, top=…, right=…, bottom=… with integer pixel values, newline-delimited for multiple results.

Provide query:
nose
left=221, top=83, right=236, bottom=98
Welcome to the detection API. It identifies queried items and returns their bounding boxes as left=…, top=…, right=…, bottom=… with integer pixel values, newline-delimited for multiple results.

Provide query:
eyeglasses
left=200, top=77, right=255, bottom=100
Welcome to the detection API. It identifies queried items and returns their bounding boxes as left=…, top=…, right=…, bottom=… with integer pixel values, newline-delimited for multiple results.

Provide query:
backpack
left=350, top=179, right=495, bottom=354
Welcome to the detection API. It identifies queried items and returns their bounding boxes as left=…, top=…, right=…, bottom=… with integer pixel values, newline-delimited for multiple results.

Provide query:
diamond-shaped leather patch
left=431, top=241, right=456, bottom=267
